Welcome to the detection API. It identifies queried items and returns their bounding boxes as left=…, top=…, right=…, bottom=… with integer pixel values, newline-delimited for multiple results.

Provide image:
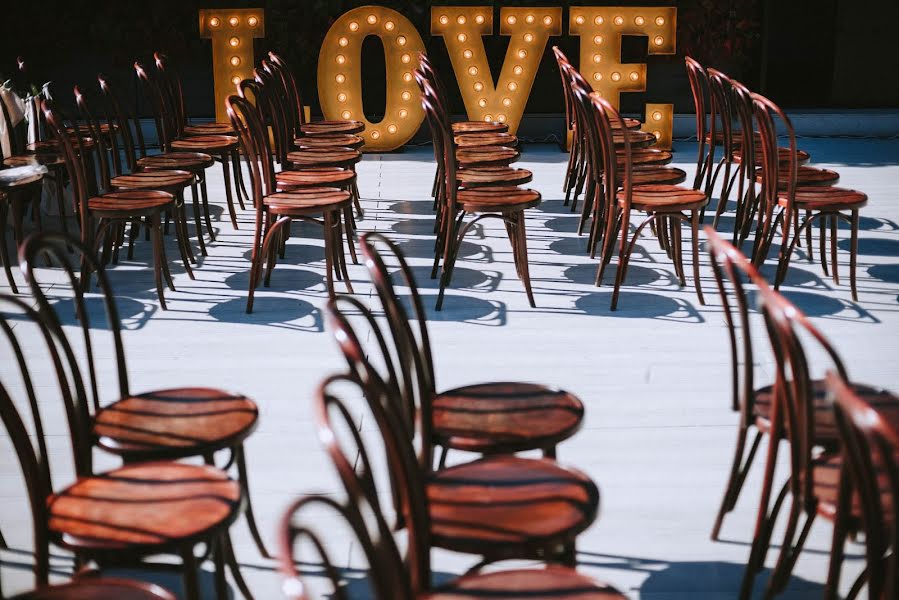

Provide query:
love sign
left=199, top=6, right=676, bottom=151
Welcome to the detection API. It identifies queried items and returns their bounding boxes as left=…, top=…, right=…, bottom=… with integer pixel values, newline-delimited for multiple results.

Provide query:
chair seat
left=454, top=132, right=518, bottom=148
left=110, top=170, right=194, bottom=192
left=627, top=166, right=687, bottom=186
left=48, top=462, right=240, bottom=552
left=183, top=122, right=234, bottom=136
left=137, top=152, right=214, bottom=171
left=171, top=135, right=237, bottom=153
left=67, top=123, right=118, bottom=138
left=286, top=148, right=362, bottom=168
left=294, top=134, right=365, bottom=151
left=457, top=166, right=532, bottom=188
left=613, top=129, right=657, bottom=148
left=807, top=453, right=895, bottom=522
left=93, top=387, right=258, bottom=460
left=778, top=187, right=868, bottom=211
left=264, top=187, right=352, bottom=215
left=300, top=120, right=365, bottom=135
left=427, top=456, right=598, bottom=555
left=87, top=190, right=173, bottom=217
left=433, top=382, right=583, bottom=453
left=619, top=148, right=673, bottom=167
left=0, top=168, right=44, bottom=188
left=4, top=153, right=65, bottom=168
left=457, top=186, right=541, bottom=212
left=27, top=138, right=95, bottom=154
left=425, top=566, right=626, bottom=600
left=452, top=121, right=508, bottom=135
left=617, top=185, right=708, bottom=211
left=734, top=146, right=810, bottom=166
left=756, top=165, right=840, bottom=189
left=11, top=578, right=175, bottom=600
left=276, top=167, right=356, bottom=191
left=456, top=146, right=519, bottom=168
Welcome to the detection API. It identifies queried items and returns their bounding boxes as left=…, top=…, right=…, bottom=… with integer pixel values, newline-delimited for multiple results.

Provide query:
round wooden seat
left=807, top=453, right=897, bottom=522
left=27, top=137, right=95, bottom=154
left=457, top=186, right=541, bottom=212
left=294, top=134, right=365, bottom=151
left=300, top=120, right=365, bottom=136
left=276, top=167, right=356, bottom=191
left=613, top=116, right=642, bottom=130
left=627, top=166, right=688, bottom=187
left=734, top=146, right=810, bottom=166
left=111, top=170, right=194, bottom=192
left=286, top=147, right=362, bottom=168
left=137, top=152, right=214, bottom=171
left=457, top=166, right=532, bottom=188
left=86, top=190, right=173, bottom=217
left=93, top=387, right=258, bottom=461
left=456, top=145, right=519, bottom=168
left=778, top=186, right=868, bottom=211
left=11, top=579, right=176, bottom=600
left=425, top=566, right=627, bottom=600
left=618, top=184, right=709, bottom=211
left=263, top=187, right=352, bottom=215
left=613, top=129, right=657, bottom=149
left=182, top=122, right=235, bottom=136
left=432, top=382, right=583, bottom=453
left=67, top=123, right=118, bottom=138
left=426, top=456, right=598, bottom=555
left=452, top=121, right=508, bottom=135
left=171, top=135, right=237, bottom=153
left=756, top=165, right=840, bottom=189
left=619, top=148, right=673, bottom=167
left=4, top=153, right=64, bottom=168
left=454, top=132, right=518, bottom=148
left=48, top=461, right=241, bottom=552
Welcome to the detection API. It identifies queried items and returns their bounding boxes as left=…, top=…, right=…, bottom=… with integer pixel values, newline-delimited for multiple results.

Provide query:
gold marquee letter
left=199, top=8, right=265, bottom=124
left=570, top=7, right=676, bottom=148
left=318, top=6, right=426, bottom=151
left=432, top=6, right=562, bottom=135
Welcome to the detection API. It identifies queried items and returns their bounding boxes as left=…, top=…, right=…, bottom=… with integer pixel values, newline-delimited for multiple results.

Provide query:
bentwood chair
left=359, top=232, right=584, bottom=469
left=0, top=292, right=242, bottom=600
left=827, top=372, right=899, bottom=600
left=751, top=94, right=868, bottom=300
left=226, top=94, right=354, bottom=312
left=20, top=232, right=268, bottom=582
left=10, top=579, right=176, bottom=600
left=279, top=373, right=623, bottom=600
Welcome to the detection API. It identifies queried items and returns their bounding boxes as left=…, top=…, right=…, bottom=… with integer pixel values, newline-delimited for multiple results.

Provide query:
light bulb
left=399, top=109, right=408, bottom=118
left=230, top=56, right=241, bottom=66
left=473, top=82, right=484, bottom=91
left=385, top=20, right=395, bottom=31
left=635, top=16, right=645, bottom=25
left=507, top=15, right=517, bottom=24
left=478, top=98, right=487, bottom=107
left=336, top=55, right=346, bottom=64
left=575, top=15, right=585, bottom=25
left=593, top=72, right=602, bottom=81
left=336, top=74, right=346, bottom=83
left=248, top=16, right=258, bottom=27
left=593, top=54, right=601, bottom=64
left=371, top=130, right=380, bottom=139
left=525, top=14, right=535, bottom=24
left=594, top=35, right=603, bottom=45
left=475, top=15, right=485, bottom=24
left=594, top=16, right=604, bottom=25
left=342, top=110, right=351, bottom=119
left=543, top=16, right=553, bottom=25
left=397, top=35, right=407, bottom=46
left=656, top=16, right=666, bottom=26
left=502, top=97, right=511, bottom=106
left=652, top=111, right=663, bottom=121
left=387, top=124, right=397, bottom=134
left=485, top=114, right=493, bottom=121
left=402, top=54, right=411, bottom=64
left=228, top=16, right=239, bottom=27
left=338, top=93, right=347, bottom=102
left=614, top=16, right=624, bottom=26
left=349, top=21, right=359, bottom=32
left=439, top=15, right=449, bottom=25
left=231, top=75, right=241, bottom=85
left=463, top=49, right=473, bottom=59
left=508, top=81, right=518, bottom=91
left=611, top=72, right=621, bottom=81
left=653, top=130, right=661, bottom=139
left=629, top=71, right=639, bottom=81
left=338, top=37, right=349, bottom=47
left=403, top=72, right=412, bottom=82
left=209, top=17, right=220, bottom=27
left=517, top=49, right=527, bottom=59
left=367, top=14, right=377, bottom=24
left=457, top=15, right=466, bottom=24
left=524, top=33, right=534, bottom=43
left=498, top=114, right=506, bottom=122
left=513, top=65, right=523, bottom=75
left=457, top=33, right=467, bottom=42
left=401, top=91, right=412, bottom=101
left=229, top=36, right=240, bottom=47
left=654, top=36, right=664, bottom=46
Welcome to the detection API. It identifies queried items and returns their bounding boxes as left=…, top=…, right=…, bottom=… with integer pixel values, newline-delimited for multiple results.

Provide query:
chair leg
left=150, top=213, right=169, bottom=310
left=0, top=204, right=18, bottom=293
left=190, top=181, right=208, bottom=256
left=819, top=214, right=829, bottom=274
left=830, top=214, right=839, bottom=285
left=514, top=212, right=536, bottom=308
left=236, top=444, right=270, bottom=558
left=334, top=210, right=354, bottom=294
left=246, top=213, right=265, bottom=314
left=670, top=217, right=685, bottom=286
left=436, top=214, right=465, bottom=311
left=342, top=206, right=359, bottom=265
left=213, top=535, right=228, bottom=598
left=199, top=176, right=217, bottom=243
left=711, top=428, right=763, bottom=541
left=180, top=546, right=200, bottom=600
left=690, top=209, right=705, bottom=305
left=174, top=196, right=195, bottom=279
left=221, top=154, right=238, bottom=230
left=230, top=148, right=247, bottom=211
left=850, top=209, right=859, bottom=301
left=323, top=212, right=336, bottom=298
left=223, top=531, right=255, bottom=600
left=765, top=506, right=816, bottom=598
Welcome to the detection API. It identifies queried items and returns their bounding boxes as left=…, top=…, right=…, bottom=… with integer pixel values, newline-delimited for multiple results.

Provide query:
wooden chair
left=0, top=292, right=242, bottom=600
left=827, top=371, right=899, bottom=600
left=589, top=94, right=706, bottom=310
left=751, top=94, right=867, bottom=299
left=300, top=372, right=604, bottom=590
left=20, top=232, right=268, bottom=576
left=226, top=94, right=354, bottom=312
left=358, top=232, right=584, bottom=468
left=10, top=578, right=176, bottom=600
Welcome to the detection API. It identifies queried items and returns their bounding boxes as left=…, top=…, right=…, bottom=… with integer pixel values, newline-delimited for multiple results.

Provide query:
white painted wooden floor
left=1, top=138, right=898, bottom=599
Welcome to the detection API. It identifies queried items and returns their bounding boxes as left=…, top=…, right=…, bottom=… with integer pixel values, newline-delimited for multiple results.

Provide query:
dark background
left=1, top=0, right=897, bottom=119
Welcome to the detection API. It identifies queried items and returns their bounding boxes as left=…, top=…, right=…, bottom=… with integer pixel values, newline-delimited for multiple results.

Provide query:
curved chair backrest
left=827, top=371, right=899, bottom=600
left=226, top=93, right=277, bottom=213
left=153, top=52, right=187, bottom=138
left=73, top=84, right=113, bottom=190
left=565, top=69, right=610, bottom=203
left=268, top=52, right=307, bottom=129
left=134, top=61, right=176, bottom=152
left=552, top=46, right=575, bottom=132
left=729, top=79, right=757, bottom=174
left=254, top=62, right=294, bottom=166
left=98, top=74, right=149, bottom=171
left=684, top=56, right=709, bottom=188
left=591, top=94, right=633, bottom=211
left=706, top=68, right=736, bottom=155
left=419, top=80, right=458, bottom=217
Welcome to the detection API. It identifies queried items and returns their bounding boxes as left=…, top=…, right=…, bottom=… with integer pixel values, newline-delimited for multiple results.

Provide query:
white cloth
left=0, top=86, right=26, bottom=158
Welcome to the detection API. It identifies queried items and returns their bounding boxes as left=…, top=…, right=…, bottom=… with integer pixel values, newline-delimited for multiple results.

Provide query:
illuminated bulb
left=595, top=90, right=603, bottom=97
left=475, top=14, right=485, bottom=24
left=342, top=110, right=351, bottom=119
left=209, top=17, right=220, bottom=27
left=507, top=15, right=517, bottom=24
left=653, top=130, right=662, bottom=139
left=485, top=115, right=493, bottom=121
left=387, top=124, right=397, bottom=134
left=478, top=98, right=487, bottom=107
left=526, top=14, right=535, bottom=24
left=611, top=72, right=621, bottom=81
left=231, top=75, right=241, bottom=85
left=594, top=16, right=604, bottom=25
left=543, top=16, right=553, bottom=25
left=513, top=65, right=523, bottom=75
left=524, top=33, right=534, bottom=43
left=457, top=15, right=466, bottom=24
left=652, top=111, right=663, bottom=121
left=335, top=74, right=346, bottom=83
left=629, top=71, right=639, bottom=81
left=468, top=66, right=478, bottom=76
left=385, top=20, right=395, bottom=31
left=654, top=36, right=665, bottom=46
left=439, top=15, right=449, bottom=25
left=502, top=97, right=512, bottom=106
left=397, top=35, right=407, bottom=46
left=338, top=93, right=347, bottom=102
left=399, top=109, right=408, bottom=118
left=370, top=130, right=381, bottom=139
left=593, top=54, right=601, bottom=63
left=402, top=54, right=411, bottom=64
left=517, top=49, right=527, bottom=59
left=575, top=15, right=585, bottom=25
left=230, top=56, right=241, bottom=66
left=401, top=91, right=412, bottom=101
left=338, top=37, right=349, bottom=46
left=403, top=72, right=413, bottom=82
left=656, top=16, right=666, bottom=26
left=457, top=33, right=467, bottom=42
left=498, top=114, right=506, bottom=122
left=508, top=81, right=518, bottom=91
left=635, top=16, right=645, bottom=25
left=248, top=16, right=258, bottom=27
left=463, top=49, right=473, bottom=59
left=473, top=82, right=484, bottom=91
left=593, top=72, right=602, bottom=81
left=349, top=21, right=359, bottom=31
left=336, top=55, right=346, bottom=64
left=614, top=16, right=624, bottom=26
left=367, top=14, right=377, bottom=24
left=229, top=36, right=240, bottom=47
left=229, top=16, right=239, bottom=27
left=594, top=35, right=603, bottom=45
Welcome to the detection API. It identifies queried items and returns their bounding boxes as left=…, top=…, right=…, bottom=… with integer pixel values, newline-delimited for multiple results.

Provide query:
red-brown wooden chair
left=10, top=579, right=176, bottom=600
